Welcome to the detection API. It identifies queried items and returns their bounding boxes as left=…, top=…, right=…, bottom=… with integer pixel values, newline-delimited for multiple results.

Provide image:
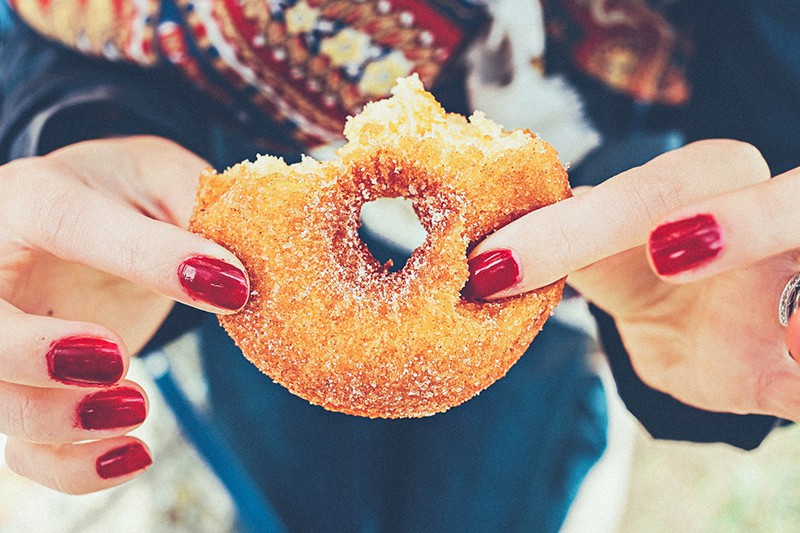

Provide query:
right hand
left=0, top=136, right=249, bottom=494
left=464, top=140, right=800, bottom=423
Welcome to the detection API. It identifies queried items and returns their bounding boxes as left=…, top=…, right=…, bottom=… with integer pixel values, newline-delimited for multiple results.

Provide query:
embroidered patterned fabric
left=9, top=0, right=691, bottom=148
left=9, top=0, right=487, bottom=149
left=543, top=0, right=692, bottom=105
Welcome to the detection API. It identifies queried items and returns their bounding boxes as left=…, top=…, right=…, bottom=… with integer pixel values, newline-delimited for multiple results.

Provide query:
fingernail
left=177, top=256, right=249, bottom=311
left=47, top=336, right=123, bottom=386
left=648, top=213, right=723, bottom=276
left=96, top=443, right=152, bottom=479
left=78, top=388, right=146, bottom=430
left=463, top=249, right=521, bottom=300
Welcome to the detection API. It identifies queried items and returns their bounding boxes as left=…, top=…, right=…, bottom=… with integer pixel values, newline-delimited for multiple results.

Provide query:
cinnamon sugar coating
left=190, top=76, right=570, bottom=418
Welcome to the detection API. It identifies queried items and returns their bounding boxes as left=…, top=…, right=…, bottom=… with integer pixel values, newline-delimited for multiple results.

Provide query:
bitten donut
left=190, top=75, right=571, bottom=418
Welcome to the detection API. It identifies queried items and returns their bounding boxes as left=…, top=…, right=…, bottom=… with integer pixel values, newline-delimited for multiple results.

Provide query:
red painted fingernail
left=178, top=256, right=249, bottom=311
left=648, top=214, right=723, bottom=276
left=463, top=249, right=521, bottom=300
left=96, top=443, right=152, bottom=479
left=78, top=388, right=146, bottom=430
left=47, top=336, right=123, bottom=387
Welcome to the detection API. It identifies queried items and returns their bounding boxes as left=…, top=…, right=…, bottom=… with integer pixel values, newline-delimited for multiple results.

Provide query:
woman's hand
left=465, top=140, right=800, bottom=421
left=0, top=136, right=249, bottom=493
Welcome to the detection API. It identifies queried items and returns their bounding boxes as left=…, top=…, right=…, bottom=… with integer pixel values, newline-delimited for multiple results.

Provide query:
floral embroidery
left=176, top=0, right=483, bottom=147
left=9, top=0, right=488, bottom=149
left=9, top=0, right=159, bottom=64
left=284, top=1, right=320, bottom=35
left=544, top=0, right=691, bottom=105
left=320, top=28, right=374, bottom=70
left=360, top=51, right=414, bottom=96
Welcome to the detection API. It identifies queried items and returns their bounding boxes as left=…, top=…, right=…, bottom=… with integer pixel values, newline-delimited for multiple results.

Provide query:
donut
left=190, top=75, right=570, bottom=418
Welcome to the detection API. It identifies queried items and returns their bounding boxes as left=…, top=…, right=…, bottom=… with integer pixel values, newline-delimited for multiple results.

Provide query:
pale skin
left=2, top=136, right=796, bottom=494
left=472, top=139, right=800, bottom=419
left=0, top=136, right=249, bottom=494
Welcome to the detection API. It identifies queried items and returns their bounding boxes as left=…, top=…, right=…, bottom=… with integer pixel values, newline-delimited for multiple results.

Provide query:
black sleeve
left=0, top=20, right=213, bottom=162
left=0, top=19, right=210, bottom=349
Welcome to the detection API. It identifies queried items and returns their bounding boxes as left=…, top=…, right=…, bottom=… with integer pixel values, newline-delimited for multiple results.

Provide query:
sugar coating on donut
left=190, top=75, right=570, bottom=418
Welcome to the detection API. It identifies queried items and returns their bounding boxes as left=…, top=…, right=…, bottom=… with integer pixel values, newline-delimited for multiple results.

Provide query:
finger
left=0, top=381, right=147, bottom=444
left=0, top=303, right=127, bottom=388
left=567, top=245, right=668, bottom=317
left=5, top=436, right=152, bottom=494
left=1, top=158, right=249, bottom=314
left=646, top=166, right=800, bottom=282
left=464, top=140, right=770, bottom=299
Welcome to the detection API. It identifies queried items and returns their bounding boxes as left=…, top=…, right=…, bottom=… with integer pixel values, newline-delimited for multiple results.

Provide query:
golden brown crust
left=190, top=76, right=570, bottom=418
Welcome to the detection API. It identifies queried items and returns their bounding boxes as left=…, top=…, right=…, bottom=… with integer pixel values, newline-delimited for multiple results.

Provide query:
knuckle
left=0, top=158, right=39, bottom=194
left=0, top=383, right=50, bottom=443
left=724, top=140, right=770, bottom=183
left=5, top=441, right=85, bottom=495
left=13, top=394, right=42, bottom=442
left=689, top=139, right=770, bottom=184
left=0, top=159, right=43, bottom=222
left=626, top=169, right=686, bottom=228
left=52, top=472, right=84, bottom=495
left=31, top=182, right=88, bottom=252
left=0, top=156, right=87, bottom=249
left=555, top=223, right=576, bottom=274
left=121, top=231, right=150, bottom=279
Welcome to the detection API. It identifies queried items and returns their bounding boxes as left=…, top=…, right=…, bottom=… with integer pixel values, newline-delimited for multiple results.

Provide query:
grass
left=621, top=423, right=800, bottom=532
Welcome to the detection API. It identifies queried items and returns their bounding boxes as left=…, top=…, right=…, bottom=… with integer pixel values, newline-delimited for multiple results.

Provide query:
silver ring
left=779, top=273, right=800, bottom=327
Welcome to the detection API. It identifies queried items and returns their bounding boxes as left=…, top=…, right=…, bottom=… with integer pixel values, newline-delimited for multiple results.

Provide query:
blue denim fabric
left=199, top=314, right=607, bottom=533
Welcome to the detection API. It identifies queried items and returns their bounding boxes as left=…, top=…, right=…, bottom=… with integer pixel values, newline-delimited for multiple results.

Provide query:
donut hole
left=359, top=197, right=427, bottom=272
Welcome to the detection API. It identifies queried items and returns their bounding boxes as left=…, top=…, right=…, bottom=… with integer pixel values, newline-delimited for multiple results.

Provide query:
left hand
left=0, top=136, right=249, bottom=494
left=465, top=139, right=800, bottom=420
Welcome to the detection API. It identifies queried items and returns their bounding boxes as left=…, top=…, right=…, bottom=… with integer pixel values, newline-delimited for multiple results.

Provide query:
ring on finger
left=778, top=272, right=800, bottom=327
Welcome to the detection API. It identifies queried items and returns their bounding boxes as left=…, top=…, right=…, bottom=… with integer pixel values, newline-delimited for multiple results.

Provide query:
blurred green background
left=621, top=424, right=800, bottom=532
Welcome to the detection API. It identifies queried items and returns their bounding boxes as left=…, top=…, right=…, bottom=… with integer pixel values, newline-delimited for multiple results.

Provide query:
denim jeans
left=199, top=309, right=606, bottom=532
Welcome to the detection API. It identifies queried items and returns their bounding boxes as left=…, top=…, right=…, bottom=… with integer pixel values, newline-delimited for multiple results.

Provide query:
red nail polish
left=648, top=214, right=723, bottom=276
left=177, top=256, right=249, bottom=311
left=463, top=249, right=521, bottom=300
left=78, top=388, right=146, bottom=430
left=47, top=336, right=123, bottom=387
left=96, top=443, right=152, bottom=479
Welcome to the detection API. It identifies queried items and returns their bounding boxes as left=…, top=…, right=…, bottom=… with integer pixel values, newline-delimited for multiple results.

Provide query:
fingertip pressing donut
left=190, top=75, right=570, bottom=418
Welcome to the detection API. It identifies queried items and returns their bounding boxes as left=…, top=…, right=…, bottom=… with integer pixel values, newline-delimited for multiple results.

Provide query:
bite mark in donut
left=190, top=75, right=571, bottom=418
